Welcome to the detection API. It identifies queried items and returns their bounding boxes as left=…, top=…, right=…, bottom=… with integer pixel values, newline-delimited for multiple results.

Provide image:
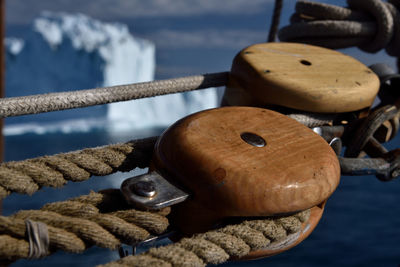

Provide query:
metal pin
left=240, top=132, right=266, bottom=147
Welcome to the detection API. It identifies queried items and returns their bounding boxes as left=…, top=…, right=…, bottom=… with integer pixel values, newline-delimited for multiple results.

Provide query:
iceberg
left=4, top=12, right=218, bottom=136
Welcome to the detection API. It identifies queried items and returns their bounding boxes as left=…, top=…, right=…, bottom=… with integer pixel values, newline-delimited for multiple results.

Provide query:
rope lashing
left=99, top=209, right=311, bottom=267
left=0, top=72, right=229, bottom=118
left=25, top=219, right=49, bottom=259
left=0, top=216, right=86, bottom=254
left=279, top=0, right=400, bottom=56
left=0, top=190, right=170, bottom=262
left=0, top=137, right=157, bottom=199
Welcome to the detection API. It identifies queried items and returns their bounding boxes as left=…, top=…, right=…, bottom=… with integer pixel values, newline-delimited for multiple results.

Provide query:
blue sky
left=5, top=0, right=398, bottom=79
left=6, top=0, right=275, bottom=24
left=6, top=0, right=277, bottom=79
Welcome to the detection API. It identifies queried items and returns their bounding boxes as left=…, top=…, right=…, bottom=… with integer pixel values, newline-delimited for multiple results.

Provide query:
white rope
left=0, top=72, right=229, bottom=118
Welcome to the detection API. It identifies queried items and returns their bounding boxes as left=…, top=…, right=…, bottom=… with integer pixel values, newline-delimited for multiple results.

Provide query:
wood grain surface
left=154, top=107, right=340, bottom=230
left=223, top=42, right=379, bottom=113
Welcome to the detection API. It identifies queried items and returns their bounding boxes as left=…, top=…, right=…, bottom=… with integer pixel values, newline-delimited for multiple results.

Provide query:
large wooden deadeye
left=152, top=106, right=340, bottom=259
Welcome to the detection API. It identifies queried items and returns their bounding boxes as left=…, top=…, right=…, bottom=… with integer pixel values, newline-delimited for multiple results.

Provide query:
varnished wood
left=154, top=107, right=340, bottom=225
left=242, top=202, right=326, bottom=260
left=223, top=43, right=379, bottom=113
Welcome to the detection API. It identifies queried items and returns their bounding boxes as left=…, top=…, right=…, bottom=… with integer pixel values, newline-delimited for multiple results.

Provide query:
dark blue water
left=3, top=128, right=400, bottom=266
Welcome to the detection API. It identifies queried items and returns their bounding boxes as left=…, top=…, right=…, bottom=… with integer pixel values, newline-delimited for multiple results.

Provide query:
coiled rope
left=0, top=72, right=229, bottom=118
left=279, top=0, right=400, bottom=57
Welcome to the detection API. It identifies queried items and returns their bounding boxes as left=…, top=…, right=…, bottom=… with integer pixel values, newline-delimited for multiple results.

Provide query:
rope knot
left=279, top=0, right=400, bottom=56
left=348, top=0, right=394, bottom=53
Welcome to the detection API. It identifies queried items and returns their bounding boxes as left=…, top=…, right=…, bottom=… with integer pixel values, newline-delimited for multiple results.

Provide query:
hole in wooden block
left=300, top=60, right=312, bottom=66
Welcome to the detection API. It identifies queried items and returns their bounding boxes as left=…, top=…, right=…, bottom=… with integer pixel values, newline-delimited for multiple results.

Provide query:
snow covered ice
left=4, top=11, right=218, bottom=135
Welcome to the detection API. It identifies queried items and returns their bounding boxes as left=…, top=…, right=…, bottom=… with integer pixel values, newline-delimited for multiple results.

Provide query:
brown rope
left=0, top=189, right=311, bottom=266
left=0, top=216, right=86, bottom=253
left=41, top=201, right=151, bottom=244
left=0, top=235, right=30, bottom=262
left=0, top=190, right=170, bottom=262
left=0, top=136, right=157, bottom=199
left=99, top=209, right=311, bottom=267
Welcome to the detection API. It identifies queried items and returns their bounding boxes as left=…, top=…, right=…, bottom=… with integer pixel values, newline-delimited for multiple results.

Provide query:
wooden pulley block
left=222, top=42, right=380, bottom=113
left=152, top=106, right=340, bottom=258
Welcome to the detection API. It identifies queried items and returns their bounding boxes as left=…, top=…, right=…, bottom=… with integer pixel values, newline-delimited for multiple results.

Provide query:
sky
left=6, top=0, right=274, bottom=24
left=5, top=0, right=275, bottom=78
left=5, top=0, right=398, bottom=79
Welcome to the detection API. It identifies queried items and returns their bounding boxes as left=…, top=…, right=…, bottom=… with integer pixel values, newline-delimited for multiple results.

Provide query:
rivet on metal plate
left=121, top=171, right=189, bottom=210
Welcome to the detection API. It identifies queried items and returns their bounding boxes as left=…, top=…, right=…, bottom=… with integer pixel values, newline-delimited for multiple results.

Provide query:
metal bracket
left=120, top=171, right=189, bottom=210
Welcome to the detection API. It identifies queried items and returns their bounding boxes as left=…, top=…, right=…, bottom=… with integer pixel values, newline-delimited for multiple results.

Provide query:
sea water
left=3, top=127, right=400, bottom=267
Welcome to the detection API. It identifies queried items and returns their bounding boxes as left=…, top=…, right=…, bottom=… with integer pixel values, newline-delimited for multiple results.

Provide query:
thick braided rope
left=0, top=190, right=312, bottom=265
left=99, top=209, right=311, bottom=267
left=0, top=190, right=170, bottom=262
left=0, top=136, right=157, bottom=199
left=0, top=72, right=229, bottom=118
left=279, top=0, right=400, bottom=56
